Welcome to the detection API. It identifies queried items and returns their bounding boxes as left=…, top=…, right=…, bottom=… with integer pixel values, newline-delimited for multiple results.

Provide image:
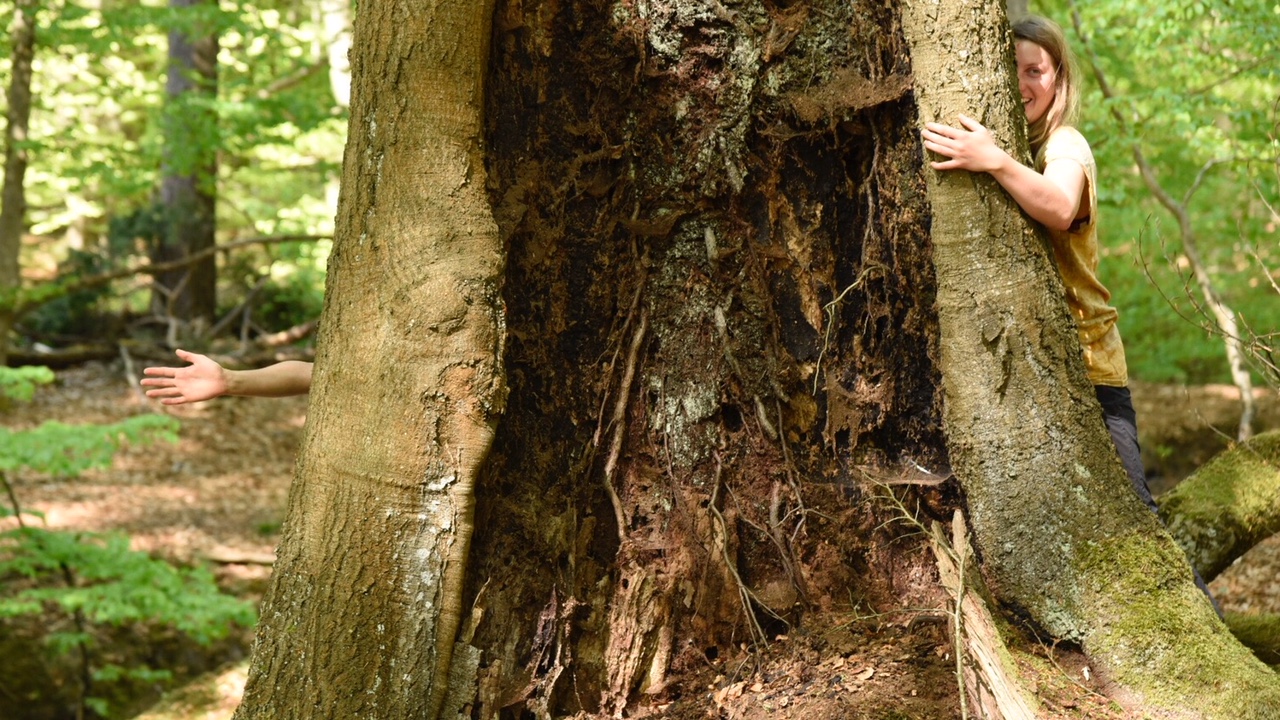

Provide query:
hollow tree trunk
left=902, top=0, right=1280, bottom=716
left=234, top=2, right=1280, bottom=719
left=0, top=0, right=35, bottom=366
left=1160, top=430, right=1280, bottom=581
left=466, top=0, right=946, bottom=715
left=232, top=1, right=505, bottom=718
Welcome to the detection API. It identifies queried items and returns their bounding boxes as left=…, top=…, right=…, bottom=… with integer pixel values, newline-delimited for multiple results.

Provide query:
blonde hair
left=1013, top=15, right=1079, bottom=151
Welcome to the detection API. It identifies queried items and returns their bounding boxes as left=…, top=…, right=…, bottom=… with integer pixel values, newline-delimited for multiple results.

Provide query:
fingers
left=957, top=114, right=985, bottom=131
left=923, top=122, right=961, bottom=139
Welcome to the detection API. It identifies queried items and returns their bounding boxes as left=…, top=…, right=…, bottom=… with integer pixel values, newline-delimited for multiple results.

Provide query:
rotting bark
left=902, top=0, right=1280, bottom=716
left=1160, top=430, right=1280, bottom=581
left=467, top=0, right=949, bottom=715
left=233, top=1, right=504, bottom=718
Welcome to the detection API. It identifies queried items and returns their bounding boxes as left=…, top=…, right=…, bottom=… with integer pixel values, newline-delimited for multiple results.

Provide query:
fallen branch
left=930, top=511, right=1039, bottom=720
left=11, top=234, right=330, bottom=318
left=1159, top=430, right=1280, bottom=581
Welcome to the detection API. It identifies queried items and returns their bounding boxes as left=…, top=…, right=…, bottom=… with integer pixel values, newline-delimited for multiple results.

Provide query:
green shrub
left=0, top=366, right=255, bottom=718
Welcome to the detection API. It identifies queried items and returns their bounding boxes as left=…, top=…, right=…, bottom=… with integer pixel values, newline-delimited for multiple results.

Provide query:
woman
left=920, top=15, right=1150, bottom=511
left=921, top=16, right=1222, bottom=613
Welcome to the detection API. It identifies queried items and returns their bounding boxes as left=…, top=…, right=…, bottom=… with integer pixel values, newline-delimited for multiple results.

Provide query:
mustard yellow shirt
left=1036, top=127, right=1128, bottom=387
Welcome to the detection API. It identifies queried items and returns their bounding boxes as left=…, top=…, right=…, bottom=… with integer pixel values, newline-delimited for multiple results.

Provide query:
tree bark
left=153, top=0, right=219, bottom=326
left=232, top=0, right=504, bottom=718
left=1160, top=430, right=1280, bottom=582
left=0, top=0, right=36, bottom=366
left=901, top=0, right=1280, bottom=716
left=233, top=2, right=1280, bottom=718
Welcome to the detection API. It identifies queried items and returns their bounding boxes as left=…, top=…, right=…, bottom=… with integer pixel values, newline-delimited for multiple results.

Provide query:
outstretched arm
left=921, top=115, right=1086, bottom=231
left=142, top=349, right=313, bottom=405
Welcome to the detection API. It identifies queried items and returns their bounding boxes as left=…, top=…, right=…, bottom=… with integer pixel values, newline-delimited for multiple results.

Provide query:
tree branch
left=12, top=234, right=330, bottom=318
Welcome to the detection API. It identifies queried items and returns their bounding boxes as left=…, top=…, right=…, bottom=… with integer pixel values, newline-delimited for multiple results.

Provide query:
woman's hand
left=921, top=115, right=1009, bottom=174
left=142, top=349, right=229, bottom=405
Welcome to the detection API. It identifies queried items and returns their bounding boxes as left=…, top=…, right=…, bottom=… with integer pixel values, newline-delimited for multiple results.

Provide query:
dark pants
left=1095, top=385, right=1221, bottom=616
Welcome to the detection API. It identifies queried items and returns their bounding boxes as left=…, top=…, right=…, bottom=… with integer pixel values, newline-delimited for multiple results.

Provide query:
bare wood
left=930, top=513, right=1040, bottom=720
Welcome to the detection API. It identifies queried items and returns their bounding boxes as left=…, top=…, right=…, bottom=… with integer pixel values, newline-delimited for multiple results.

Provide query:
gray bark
left=901, top=0, right=1280, bottom=716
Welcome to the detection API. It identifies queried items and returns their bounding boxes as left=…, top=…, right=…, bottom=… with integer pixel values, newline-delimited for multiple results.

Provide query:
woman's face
left=1016, top=40, right=1057, bottom=124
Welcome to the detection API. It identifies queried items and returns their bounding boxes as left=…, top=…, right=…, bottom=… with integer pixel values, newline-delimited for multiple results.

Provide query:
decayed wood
left=930, top=512, right=1039, bottom=720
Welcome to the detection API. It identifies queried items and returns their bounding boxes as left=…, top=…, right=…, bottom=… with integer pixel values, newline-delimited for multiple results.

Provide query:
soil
left=2, top=362, right=1277, bottom=719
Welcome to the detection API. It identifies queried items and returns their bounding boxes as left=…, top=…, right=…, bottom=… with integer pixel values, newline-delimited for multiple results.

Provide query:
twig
left=602, top=310, right=647, bottom=542
left=812, top=265, right=884, bottom=395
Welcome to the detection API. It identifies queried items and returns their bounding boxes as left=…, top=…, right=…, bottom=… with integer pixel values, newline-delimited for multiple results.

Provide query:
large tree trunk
left=236, top=1, right=1280, bottom=719
left=466, top=0, right=945, bottom=715
left=233, top=1, right=504, bottom=718
left=902, top=0, right=1280, bottom=716
left=0, top=0, right=35, bottom=366
left=153, top=0, right=218, bottom=326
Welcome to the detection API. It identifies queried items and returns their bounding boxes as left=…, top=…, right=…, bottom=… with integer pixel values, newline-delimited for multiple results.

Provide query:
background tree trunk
left=233, top=0, right=504, bottom=718
left=0, top=0, right=35, bottom=365
left=153, top=0, right=218, bottom=326
left=902, top=0, right=1280, bottom=715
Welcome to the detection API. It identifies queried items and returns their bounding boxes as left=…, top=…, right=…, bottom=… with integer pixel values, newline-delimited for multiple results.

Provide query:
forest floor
left=2, top=361, right=1278, bottom=719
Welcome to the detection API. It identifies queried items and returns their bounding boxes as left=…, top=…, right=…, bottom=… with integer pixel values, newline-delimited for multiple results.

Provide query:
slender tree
left=0, top=0, right=36, bottom=365
left=153, top=0, right=219, bottom=326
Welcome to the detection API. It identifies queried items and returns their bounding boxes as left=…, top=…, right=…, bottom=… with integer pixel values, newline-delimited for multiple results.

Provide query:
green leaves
left=1040, top=0, right=1280, bottom=382
left=0, top=528, right=256, bottom=644
left=0, top=414, right=177, bottom=477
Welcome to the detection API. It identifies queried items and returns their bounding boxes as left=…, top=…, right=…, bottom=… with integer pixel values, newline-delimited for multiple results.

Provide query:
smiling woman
left=919, top=14, right=1165, bottom=530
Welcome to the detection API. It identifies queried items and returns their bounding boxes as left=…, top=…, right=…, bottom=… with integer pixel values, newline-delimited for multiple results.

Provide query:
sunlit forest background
left=0, top=0, right=1276, bottom=718
left=10, top=0, right=342, bottom=358
left=1, top=0, right=1276, bottom=383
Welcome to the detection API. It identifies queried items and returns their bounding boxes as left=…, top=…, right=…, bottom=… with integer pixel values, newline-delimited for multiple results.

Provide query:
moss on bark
left=1159, top=430, right=1280, bottom=581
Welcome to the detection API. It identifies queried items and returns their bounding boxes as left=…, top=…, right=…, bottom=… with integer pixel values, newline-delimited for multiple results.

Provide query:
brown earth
left=1, top=362, right=1276, bottom=719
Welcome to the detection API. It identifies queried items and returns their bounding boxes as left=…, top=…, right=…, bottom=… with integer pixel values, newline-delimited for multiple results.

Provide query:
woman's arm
left=921, top=115, right=1086, bottom=231
left=142, top=349, right=313, bottom=405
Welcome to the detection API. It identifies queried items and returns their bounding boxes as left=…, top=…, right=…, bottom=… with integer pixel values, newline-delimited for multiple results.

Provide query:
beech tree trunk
left=235, top=1, right=1280, bottom=719
left=233, top=1, right=504, bottom=718
left=902, top=0, right=1280, bottom=716
left=153, top=0, right=218, bottom=326
left=0, top=0, right=35, bottom=365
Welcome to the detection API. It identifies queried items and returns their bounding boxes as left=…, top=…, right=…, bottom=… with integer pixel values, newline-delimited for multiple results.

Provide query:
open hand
left=921, top=115, right=1007, bottom=174
left=141, top=349, right=228, bottom=405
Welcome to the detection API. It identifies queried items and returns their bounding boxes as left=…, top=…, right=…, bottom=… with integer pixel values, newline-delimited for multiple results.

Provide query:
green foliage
left=0, top=365, right=54, bottom=403
left=1035, top=0, right=1280, bottom=383
left=0, top=366, right=252, bottom=717
left=9, top=0, right=344, bottom=343
left=0, top=528, right=255, bottom=643
left=22, top=249, right=116, bottom=339
left=0, top=414, right=177, bottom=478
